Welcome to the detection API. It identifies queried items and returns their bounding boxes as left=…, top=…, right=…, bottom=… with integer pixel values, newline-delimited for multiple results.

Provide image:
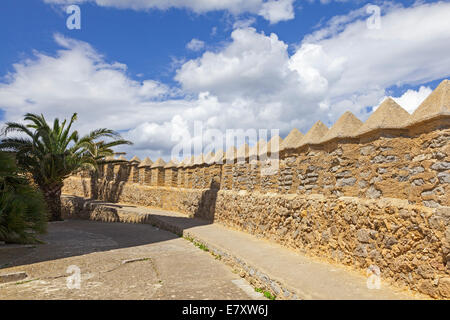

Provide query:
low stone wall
left=63, top=177, right=217, bottom=220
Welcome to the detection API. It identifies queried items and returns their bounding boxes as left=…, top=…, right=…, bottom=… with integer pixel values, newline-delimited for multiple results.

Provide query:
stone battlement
left=64, top=79, right=450, bottom=298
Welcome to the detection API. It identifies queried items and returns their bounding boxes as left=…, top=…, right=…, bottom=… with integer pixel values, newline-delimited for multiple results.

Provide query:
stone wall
left=213, top=191, right=449, bottom=298
left=275, top=124, right=449, bottom=208
left=62, top=175, right=450, bottom=298
left=62, top=81, right=450, bottom=298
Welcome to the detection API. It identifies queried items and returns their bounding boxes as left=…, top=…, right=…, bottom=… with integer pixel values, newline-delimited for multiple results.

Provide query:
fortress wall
left=164, top=168, right=177, bottom=187
left=232, top=163, right=247, bottom=190
left=212, top=190, right=449, bottom=298
left=208, top=164, right=222, bottom=186
left=62, top=80, right=450, bottom=298
left=186, top=168, right=194, bottom=188
left=268, top=124, right=449, bottom=208
left=193, top=166, right=207, bottom=189
left=176, top=168, right=184, bottom=187
left=221, top=164, right=234, bottom=190
left=62, top=172, right=450, bottom=298
left=247, top=162, right=261, bottom=192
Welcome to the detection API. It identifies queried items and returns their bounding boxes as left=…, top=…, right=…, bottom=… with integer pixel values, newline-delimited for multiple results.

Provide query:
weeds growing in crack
left=255, top=287, right=276, bottom=300
left=15, top=278, right=39, bottom=286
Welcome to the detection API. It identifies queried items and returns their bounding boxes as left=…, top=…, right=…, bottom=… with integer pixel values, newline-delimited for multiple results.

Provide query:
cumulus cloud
left=258, top=0, right=295, bottom=24
left=174, top=0, right=450, bottom=128
left=43, top=0, right=296, bottom=24
left=301, top=2, right=450, bottom=96
left=2, top=1, right=450, bottom=159
left=390, top=86, right=433, bottom=114
left=176, top=28, right=292, bottom=99
left=175, top=27, right=326, bottom=133
left=290, top=1, right=450, bottom=118
left=0, top=34, right=189, bottom=159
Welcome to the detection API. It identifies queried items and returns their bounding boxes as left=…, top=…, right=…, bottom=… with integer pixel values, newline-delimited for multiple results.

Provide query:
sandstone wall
left=62, top=175, right=450, bottom=298
left=213, top=190, right=449, bottom=298
left=62, top=82, right=450, bottom=298
left=275, top=124, right=449, bottom=208
left=63, top=179, right=217, bottom=220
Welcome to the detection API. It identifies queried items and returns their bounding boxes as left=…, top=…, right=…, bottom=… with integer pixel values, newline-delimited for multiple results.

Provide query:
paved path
left=0, top=220, right=265, bottom=300
left=58, top=197, right=431, bottom=300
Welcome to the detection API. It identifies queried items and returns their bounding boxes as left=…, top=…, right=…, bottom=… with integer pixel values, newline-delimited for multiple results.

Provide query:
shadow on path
left=1, top=171, right=224, bottom=269
left=0, top=220, right=179, bottom=269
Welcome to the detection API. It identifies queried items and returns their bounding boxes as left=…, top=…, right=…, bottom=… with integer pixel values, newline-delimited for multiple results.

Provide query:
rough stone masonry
left=63, top=79, right=450, bottom=299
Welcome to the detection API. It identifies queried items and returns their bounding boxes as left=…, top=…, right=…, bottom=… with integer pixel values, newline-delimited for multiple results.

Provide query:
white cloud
left=233, top=17, right=257, bottom=29
left=0, top=34, right=189, bottom=159
left=176, top=28, right=292, bottom=99
left=288, top=1, right=450, bottom=118
left=259, top=0, right=295, bottom=24
left=301, top=2, right=450, bottom=97
left=372, top=85, right=432, bottom=114
left=43, top=0, right=296, bottom=24
left=175, top=1, right=450, bottom=129
left=175, top=27, right=324, bottom=133
left=186, top=38, right=205, bottom=52
left=2, top=2, right=450, bottom=160
left=391, top=86, right=433, bottom=114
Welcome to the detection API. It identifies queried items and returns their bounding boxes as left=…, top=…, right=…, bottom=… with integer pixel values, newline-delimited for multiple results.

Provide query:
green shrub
left=0, top=152, right=47, bottom=244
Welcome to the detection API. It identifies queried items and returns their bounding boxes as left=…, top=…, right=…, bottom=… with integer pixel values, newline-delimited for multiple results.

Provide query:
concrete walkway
left=64, top=197, right=430, bottom=300
left=0, top=220, right=265, bottom=300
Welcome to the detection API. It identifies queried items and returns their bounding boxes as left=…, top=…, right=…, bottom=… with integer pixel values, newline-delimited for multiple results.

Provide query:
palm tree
left=0, top=151, right=47, bottom=243
left=0, top=113, right=132, bottom=221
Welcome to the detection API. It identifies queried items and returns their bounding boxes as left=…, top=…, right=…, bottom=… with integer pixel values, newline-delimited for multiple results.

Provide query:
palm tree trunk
left=90, top=170, right=99, bottom=199
left=41, top=184, right=63, bottom=221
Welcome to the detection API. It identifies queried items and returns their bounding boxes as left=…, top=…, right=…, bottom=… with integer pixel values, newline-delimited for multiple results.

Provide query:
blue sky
left=0, top=0, right=449, bottom=159
left=0, top=0, right=434, bottom=86
left=0, top=0, right=361, bottom=83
